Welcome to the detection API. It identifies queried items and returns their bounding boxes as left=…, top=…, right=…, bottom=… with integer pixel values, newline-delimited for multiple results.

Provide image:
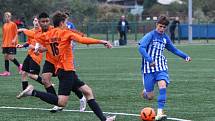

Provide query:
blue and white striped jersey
left=138, top=30, right=189, bottom=74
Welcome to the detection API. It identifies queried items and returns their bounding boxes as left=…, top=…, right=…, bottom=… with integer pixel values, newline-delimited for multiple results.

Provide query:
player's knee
left=42, top=77, right=51, bottom=86
left=58, top=96, right=69, bottom=107
left=84, top=87, right=93, bottom=96
left=81, top=85, right=94, bottom=99
left=58, top=101, right=67, bottom=107
left=158, top=80, right=167, bottom=89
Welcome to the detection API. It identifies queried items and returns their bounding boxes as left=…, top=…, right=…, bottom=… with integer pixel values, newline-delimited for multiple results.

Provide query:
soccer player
left=0, top=12, right=22, bottom=76
left=138, top=16, right=192, bottom=121
left=19, top=12, right=86, bottom=113
left=16, top=17, right=43, bottom=90
left=17, top=11, right=116, bottom=121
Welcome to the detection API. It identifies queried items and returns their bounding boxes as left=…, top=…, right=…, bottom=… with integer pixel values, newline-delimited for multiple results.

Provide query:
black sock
left=32, top=90, right=58, bottom=105
left=88, top=99, right=106, bottom=121
left=72, top=88, right=83, bottom=99
left=45, top=86, right=57, bottom=96
left=5, top=60, right=9, bottom=72
left=11, top=58, right=20, bottom=67
left=36, top=76, right=43, bottom=85
left=22, top=81, right=28, bottom=90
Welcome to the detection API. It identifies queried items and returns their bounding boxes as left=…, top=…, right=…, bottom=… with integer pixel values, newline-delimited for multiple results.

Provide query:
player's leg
left=141, top=73, right=155, bottom=100
left=21, top=71, right=28, bottom=90
left=71, top=43, right=86, bottom=111
left=7, top=48, right=22, bottom=73
left=4, top=54, right=10, bottom=72
left=27, top=57, right=43, bottom=85
left=155, top=71, right=169, bottom=121
left=0, top=48, right=10, bottom=76
left=42, top=61, right=57, bottom=95
left=16, top=84, right=59, bottom=106
left=21, top=55, right=32, bottom=90
left=79, top=84, right=115, bottom=121
left=71, top=88, right=86, bottom=112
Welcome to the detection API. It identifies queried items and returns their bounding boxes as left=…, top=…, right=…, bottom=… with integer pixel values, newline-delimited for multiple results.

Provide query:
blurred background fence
left=75, top=21, right=215, bottom=43
left=1, top=21, right=215, bottom=44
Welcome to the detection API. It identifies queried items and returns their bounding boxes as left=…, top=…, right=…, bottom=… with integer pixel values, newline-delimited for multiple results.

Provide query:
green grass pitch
left=0, top=45, right=214, bottom=121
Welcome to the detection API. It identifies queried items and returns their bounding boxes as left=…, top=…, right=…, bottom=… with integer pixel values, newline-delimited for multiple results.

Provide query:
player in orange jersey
left=0, top=12, right=22, bottom=76
left=18, top=12, right=86, bottom=113
left=16, top=17, right=44, bottom=90
left=17, top=11, right=116, bottom=121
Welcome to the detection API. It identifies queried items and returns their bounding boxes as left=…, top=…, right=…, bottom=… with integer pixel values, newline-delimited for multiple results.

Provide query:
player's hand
left=102, top=41, right=112, bottom=49
left=16, top=44, right=23, bottom=48
left=34, top=51, right=40, bottom=56
left=150, top=61, right=156, bottom=67
left=185, top=57, right=192, bottom=62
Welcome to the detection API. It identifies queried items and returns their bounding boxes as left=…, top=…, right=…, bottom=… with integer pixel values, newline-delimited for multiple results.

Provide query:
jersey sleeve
left=138, top=32, right=153, bottom=63
left=68, top=32, right=102, bottom=44
left=23, top=29, right=35, bottom=38
left=165, top=36, right=188, bottom=59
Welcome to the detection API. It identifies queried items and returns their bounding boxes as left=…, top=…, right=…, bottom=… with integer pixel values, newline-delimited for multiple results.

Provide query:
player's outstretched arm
left=70, top=32, right=112, bottom=48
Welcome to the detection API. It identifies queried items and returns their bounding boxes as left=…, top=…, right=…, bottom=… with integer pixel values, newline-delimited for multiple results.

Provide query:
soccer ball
left=140, top=107, right=156, bottom=121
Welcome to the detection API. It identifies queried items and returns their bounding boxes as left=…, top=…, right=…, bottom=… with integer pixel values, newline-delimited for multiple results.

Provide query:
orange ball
left=140, top=107, right=156, bottom=121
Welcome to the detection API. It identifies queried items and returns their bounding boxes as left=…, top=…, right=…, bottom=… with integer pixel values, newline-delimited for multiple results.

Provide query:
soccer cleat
left=141, top=89, right=149, bottom=99
left=155, top=114, right=167, bottom=121
left=18, top=64, right=23, bottom=74
left=16, top=85, right=34, bottom=99
left=106, top=115, right=116, bottom=121
left=0, top=71, right=11, bottom=76
left=50, top=106, right=64, bottom=113
left=79, top=96, right=87, bottom=112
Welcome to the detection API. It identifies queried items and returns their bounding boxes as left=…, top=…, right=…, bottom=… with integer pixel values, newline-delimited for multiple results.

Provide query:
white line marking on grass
left=0, top=106, right=191, bottom=121
left=128, top=57, right=215, bottom=61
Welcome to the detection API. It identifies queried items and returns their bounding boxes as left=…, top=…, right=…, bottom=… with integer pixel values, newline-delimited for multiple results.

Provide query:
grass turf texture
left=0, top=45, right=214, bottom=121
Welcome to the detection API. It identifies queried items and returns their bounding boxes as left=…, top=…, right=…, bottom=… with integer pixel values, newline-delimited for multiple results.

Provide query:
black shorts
left=2, top=47, right=17, bottom=54
left=42, top=60, right=57, bottom=76
left=57, top=69, right=85, bottom=96
left=22, top=55, right=40, bottom=75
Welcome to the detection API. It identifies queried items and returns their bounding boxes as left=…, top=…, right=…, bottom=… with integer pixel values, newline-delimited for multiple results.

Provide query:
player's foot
left=141, top=89, right=147, bottom=99
left=79, top=96, right=86, bottom=112
left=16, top=85, right=34, bottom=99
left=155, top=113, right=167, bottom=121
left=106, top=115, right=116, bottom=121
left=18, top=64, right=23, bottom=74
left=50, top=106, right=64, bottom=113
left=0, top=71, right=11, bottom=76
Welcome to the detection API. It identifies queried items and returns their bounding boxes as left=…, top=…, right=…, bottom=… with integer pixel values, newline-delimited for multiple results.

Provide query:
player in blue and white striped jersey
left=138, top=16, right=192, bottom=121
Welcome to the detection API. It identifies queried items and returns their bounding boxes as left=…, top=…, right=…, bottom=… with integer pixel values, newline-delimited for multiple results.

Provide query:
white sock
left=80, top=96, right=85, bottom=101
left=157, top=108, right=163, bottom=115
